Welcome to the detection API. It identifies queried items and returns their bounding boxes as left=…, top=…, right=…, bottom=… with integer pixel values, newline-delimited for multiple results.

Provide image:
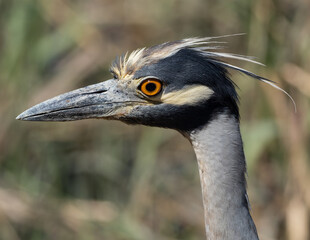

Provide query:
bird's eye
left=139, top=79, right=162, bottom=96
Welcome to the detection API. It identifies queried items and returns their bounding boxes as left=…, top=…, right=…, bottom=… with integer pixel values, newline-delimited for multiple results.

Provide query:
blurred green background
left=0, top=0, right=309, bottom=239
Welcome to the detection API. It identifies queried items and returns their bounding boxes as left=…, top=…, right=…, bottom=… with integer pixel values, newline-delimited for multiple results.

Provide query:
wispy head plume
left=110, top=34, right=296, bottom=111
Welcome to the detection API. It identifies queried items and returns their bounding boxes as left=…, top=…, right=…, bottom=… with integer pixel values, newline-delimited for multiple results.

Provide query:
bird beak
left=16, top=79, right=140, bottom=121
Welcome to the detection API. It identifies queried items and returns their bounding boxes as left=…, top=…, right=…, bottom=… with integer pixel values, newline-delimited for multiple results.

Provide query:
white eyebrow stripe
left=161, top=85, right=214, bottom=105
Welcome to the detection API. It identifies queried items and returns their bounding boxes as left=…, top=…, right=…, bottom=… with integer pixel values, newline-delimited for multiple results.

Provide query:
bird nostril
left=83, top=89, right=107, bottom=95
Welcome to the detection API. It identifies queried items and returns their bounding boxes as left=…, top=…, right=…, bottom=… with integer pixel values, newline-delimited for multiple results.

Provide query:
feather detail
left=110, top=35, right=296, bottom=111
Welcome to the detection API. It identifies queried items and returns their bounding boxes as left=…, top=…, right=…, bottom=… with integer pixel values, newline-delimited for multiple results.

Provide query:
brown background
left=0, top=0, right=309, bottom=239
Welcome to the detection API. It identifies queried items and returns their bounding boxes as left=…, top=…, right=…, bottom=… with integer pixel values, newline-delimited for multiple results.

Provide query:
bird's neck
left=189, top=112, right=258, bottom=240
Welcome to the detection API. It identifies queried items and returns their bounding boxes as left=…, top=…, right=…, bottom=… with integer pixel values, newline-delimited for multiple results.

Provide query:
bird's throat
left=189, top=113, right=258, bottom=240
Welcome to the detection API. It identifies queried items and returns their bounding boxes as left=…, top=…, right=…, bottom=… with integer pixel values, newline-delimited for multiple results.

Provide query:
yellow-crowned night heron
left=17, top=37, right=293, bottom=239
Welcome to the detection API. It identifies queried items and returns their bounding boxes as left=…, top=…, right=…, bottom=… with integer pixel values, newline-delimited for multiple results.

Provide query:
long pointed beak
left=16, top=79, right=138, bottom=121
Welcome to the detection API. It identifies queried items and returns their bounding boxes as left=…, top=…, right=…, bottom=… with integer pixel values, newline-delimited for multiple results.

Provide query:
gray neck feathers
left=189, top=113, right=258, bottom=240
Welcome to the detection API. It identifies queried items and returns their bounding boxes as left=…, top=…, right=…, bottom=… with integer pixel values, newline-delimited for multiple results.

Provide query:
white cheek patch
left=161, top=85, right=214, bottom=105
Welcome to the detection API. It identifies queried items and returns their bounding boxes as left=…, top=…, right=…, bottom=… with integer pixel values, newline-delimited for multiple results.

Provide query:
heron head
left=17, top=37, right=272, bottom=132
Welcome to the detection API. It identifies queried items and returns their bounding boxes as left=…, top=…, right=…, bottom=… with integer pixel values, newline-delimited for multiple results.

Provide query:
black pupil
left=146, top=82, right=157, bottom=92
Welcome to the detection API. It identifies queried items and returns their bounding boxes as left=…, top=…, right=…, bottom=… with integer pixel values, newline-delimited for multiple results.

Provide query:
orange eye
left=139, top=79, right=162, bottom=96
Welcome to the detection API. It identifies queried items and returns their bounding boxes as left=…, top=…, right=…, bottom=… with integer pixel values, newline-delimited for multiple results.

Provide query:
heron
left=17, top=37, right=293, bottom=239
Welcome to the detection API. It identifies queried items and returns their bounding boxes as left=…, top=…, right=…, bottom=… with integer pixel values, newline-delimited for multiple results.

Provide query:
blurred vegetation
left=0, top=0, right=309, bottom=239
